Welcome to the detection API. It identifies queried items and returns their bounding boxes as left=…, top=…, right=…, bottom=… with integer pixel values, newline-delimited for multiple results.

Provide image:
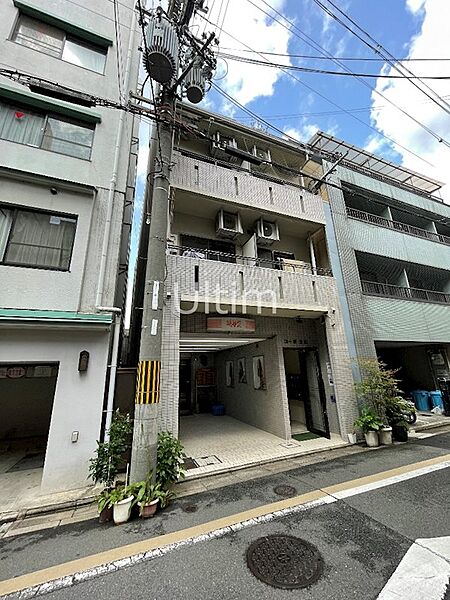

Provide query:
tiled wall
left=215, top=337, right=291, bottom=439
left=159, top=291, right=358, bottom=439
left=171, top=151, right=325, bottom=223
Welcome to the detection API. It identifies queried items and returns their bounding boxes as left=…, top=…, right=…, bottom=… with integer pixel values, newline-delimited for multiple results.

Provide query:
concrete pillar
left=309, top=235, right=317, bottom=275
left=381, top=205, right=393, bottom=221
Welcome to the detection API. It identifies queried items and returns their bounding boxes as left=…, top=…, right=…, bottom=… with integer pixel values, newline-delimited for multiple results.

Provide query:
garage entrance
left=0, top=363, right=58, bottom=479
left=376, top=343, right=450, bottom=395
left=283, top=348, right=330, bottom=439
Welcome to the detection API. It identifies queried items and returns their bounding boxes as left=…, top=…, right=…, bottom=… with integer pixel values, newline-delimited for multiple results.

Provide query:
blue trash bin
left=429, top=390, right=444, bottom=410
left=211, top=403, right=225, bottom=416
left=411, top=390, right=430, bottom=411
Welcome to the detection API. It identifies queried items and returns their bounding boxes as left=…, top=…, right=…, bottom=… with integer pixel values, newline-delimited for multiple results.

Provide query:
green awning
left=0, top=83, right=102, bottom=124
left=0, top=308, right=113, bottom=324
left=13, top=0, right=113, bottom=48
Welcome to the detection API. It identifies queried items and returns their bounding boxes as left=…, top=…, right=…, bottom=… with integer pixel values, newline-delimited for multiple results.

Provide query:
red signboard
left=206, top=317, right=256, bottom=333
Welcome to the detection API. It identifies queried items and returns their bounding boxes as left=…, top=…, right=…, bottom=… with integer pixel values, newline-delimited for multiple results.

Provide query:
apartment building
left=129, top=103, right=357, bottom=464
left=0, top=0, right=139, bottom=491
left=310, top=132, right=450, bottom=397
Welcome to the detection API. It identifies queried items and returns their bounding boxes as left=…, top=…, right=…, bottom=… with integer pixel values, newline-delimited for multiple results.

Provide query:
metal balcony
left=362, top=280, right=450, bottom=305
left=168, top=245, right=332, bottom=276
left=347, top=207, right=450, bottom=246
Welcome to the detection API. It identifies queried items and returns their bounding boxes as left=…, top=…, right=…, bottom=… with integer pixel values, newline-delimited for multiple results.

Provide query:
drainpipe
left=97, top=307, right=122, bottom=441
left=95, top=6, right=137, bottom=440
left=95, top=6, right=137, bottom=309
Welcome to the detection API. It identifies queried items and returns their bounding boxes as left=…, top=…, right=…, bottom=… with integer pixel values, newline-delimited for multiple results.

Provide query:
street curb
left=0, top=496, right=96, bottom=526
left=1, top=422, right=448, bottom=528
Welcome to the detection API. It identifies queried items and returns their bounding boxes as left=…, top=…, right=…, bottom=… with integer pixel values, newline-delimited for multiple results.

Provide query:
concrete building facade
left=0, top=0, right=139, bottom=491
left=310, top=132, right=450, bottom=399
left=132, top=104, right=358, bottom=455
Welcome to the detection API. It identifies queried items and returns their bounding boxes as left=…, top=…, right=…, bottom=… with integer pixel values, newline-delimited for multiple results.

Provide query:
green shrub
left=89, top=411, right=133, bottom=487
left=156, top=431, right=186, bottom=489
left=353, top=407, right=384, bottom=433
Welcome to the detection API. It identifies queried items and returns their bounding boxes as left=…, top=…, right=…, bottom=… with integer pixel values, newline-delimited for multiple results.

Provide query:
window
left=0, top=101, right=95, bottom=159
left=12, top=14, right=107, bottom=74
left=0, top=205, right=76, bottom=270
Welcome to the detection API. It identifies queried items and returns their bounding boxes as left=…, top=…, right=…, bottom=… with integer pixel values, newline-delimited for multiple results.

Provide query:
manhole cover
left=246, top=535, right=324, bottom=589
left=274, top=484, right=297, bottom=497
left=183, top=504, right=197, bottom=513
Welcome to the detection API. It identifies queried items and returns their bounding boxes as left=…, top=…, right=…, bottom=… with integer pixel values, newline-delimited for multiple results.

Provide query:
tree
left=355, top=359, right=404, bottom=423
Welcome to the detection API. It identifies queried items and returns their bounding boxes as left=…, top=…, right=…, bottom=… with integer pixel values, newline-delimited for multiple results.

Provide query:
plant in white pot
left=353, top=408, right=384, bottom=447
left=108, top=486, right=134, bottom=525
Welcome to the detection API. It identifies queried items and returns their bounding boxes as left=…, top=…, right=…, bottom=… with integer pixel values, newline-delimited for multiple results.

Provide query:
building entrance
left=284, top=348, right=330, bottom=439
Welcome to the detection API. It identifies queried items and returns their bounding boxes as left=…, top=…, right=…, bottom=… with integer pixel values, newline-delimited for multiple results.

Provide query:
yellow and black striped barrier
left=135, top=360, right=161, bottom=404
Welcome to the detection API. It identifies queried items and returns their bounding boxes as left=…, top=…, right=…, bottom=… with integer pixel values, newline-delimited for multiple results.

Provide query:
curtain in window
left=13, top=15, right=64, bottom=57
left=42, top=118, right=93, bottom=159
left=62, top=39, right=106, bottom=74
left=4, top=211, right=76, bottom=269
left=0, top=103, right=45, bottom=146
left=0, top=207, right=13, bottom=261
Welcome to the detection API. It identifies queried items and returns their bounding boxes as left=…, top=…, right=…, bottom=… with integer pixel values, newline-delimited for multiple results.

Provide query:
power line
left=310, top=0, right=450, bottom=117
left=245, top=0, right=450, bottom=152
left=217, top=47, right=450, bottom=62
left=199, top=13, right=435, bottom=167
left=232, top=94, right=450, bottom=121
left=217, top=52, right=450, bottom=80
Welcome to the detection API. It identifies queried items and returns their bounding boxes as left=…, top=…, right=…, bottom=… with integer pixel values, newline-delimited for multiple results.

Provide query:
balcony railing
left=362, top=280, right=450, bottom=305
left=168, top=245, right=332, bottom=276
left=347, top=207, right=450, bottom=246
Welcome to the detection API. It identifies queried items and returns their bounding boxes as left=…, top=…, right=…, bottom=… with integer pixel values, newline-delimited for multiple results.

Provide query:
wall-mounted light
left=78, top=350, right=90, bottom=372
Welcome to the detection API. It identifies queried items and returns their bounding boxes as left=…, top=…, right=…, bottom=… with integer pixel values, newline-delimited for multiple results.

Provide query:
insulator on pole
left=144, top=12, right=179, bottom=84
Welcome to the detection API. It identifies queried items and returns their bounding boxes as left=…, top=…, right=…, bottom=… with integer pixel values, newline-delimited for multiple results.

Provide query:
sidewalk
left=1, top=420, right=448, bottom=536
left=1, top=427, right=449, bottom=596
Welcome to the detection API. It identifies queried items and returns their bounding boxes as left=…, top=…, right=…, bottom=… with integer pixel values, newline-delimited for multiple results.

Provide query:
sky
left=127, top=0, right=450, bottom=325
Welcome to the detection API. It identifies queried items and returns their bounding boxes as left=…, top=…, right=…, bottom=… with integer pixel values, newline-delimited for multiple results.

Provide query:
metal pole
left=130, top=91, right=175, bottom=483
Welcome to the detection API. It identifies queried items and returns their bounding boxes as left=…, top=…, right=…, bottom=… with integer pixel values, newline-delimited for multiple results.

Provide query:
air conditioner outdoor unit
left=252, top=146, right=271, bottom=171
left=210, top=132, right=240, bottom=163
left=216, top=209, right=243, bottom=239
left=255, top=218, right=280, bottom=245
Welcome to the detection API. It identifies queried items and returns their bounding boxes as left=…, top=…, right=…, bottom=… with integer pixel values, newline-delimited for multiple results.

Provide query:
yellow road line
left=1, top=453, right=449, bottom=597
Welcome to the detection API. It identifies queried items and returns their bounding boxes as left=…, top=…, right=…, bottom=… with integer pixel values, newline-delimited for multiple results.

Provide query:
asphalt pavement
left=1, top=429, right=450, bottom=599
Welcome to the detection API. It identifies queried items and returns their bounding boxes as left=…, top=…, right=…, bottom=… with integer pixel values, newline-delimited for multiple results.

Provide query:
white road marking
left=331, top=460, right=450, bottom=500
left=377, top=537, right=450, bottom=600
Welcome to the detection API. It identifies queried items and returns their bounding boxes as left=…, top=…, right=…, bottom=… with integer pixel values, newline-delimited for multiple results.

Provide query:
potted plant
left=108, top=485, right=134, bottom=524
left=156, top=431, right=186, bottom=491
left=89, top=411, right=133, bottom=523
left=347, top=429, right=358, bottom=445
left=379, top=425, right=393, bottom=445
left=129, top=478, right=165, bottom=518
left=97, top=488, right=114, bottom=523
left=353, top=408, right=384, bottom=447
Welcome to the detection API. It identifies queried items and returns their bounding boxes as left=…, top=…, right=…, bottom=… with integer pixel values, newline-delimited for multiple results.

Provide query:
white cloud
left=406, top=0, right=426, bottom=14
left=284, top=120, right=338, bottom=143
left=199, top=0, right=292, bottom=106
left=369, top=0, right=450, bottom=200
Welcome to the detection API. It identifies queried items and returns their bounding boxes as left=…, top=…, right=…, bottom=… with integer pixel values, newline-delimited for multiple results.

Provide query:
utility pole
left=130, top=0, right=217, bottom=482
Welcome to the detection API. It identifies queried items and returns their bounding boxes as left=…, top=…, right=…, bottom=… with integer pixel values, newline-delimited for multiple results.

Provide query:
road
left=1, top=428, right=450, bottom=599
